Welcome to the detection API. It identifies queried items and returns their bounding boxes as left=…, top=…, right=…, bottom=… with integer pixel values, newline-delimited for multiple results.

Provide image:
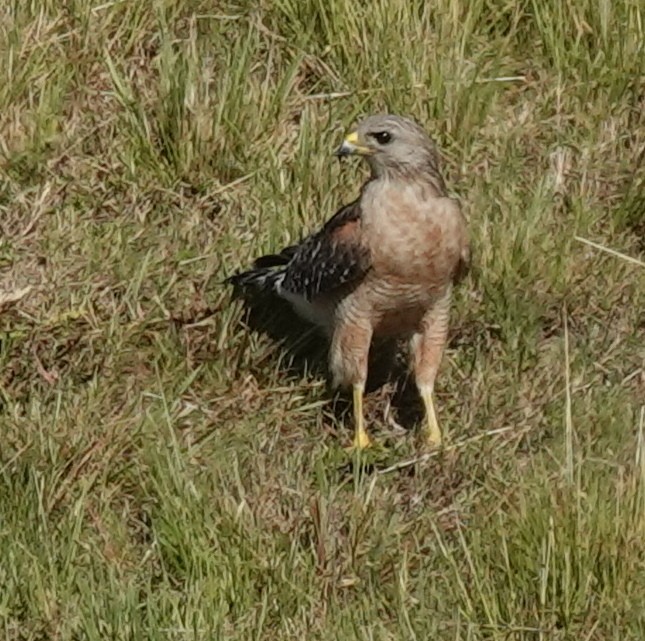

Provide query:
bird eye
left=370, top=131, right=392, bottom=145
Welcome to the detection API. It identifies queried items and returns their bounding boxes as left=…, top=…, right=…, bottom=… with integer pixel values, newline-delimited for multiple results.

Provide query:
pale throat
left=365, top=171, right=445, bottom=207
left=368, top=159, right=446, bottom=197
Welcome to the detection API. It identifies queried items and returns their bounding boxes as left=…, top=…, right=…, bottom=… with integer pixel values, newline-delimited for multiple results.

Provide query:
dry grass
left=1, top=0, right=644, bottom=639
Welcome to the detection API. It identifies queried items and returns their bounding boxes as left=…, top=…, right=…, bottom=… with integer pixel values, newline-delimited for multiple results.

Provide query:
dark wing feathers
left=280, top=200, right=370, bottom=300
left=227, top=200, right=371, bottom=301
left=252, top=244, right=299, bottom=269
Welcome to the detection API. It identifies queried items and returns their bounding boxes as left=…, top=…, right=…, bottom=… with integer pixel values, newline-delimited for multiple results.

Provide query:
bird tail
left=225, top=265, right=285, bottom=291
left=225, top=246, right=298, bottom=292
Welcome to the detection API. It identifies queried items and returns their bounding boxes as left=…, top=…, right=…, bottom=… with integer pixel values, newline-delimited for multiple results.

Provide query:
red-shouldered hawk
left=228, top=114, right=470, bottom=449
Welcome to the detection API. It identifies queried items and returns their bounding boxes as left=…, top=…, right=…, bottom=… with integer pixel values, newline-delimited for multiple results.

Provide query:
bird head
left=334, top=114, right=444, bottom=183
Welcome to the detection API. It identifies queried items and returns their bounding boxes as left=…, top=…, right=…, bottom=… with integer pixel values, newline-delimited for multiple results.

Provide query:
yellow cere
left=345, top=131, right=359, bottom=144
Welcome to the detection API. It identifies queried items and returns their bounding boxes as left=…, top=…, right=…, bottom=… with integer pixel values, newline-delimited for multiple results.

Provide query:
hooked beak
left=333, top=131, right=372, bottom=157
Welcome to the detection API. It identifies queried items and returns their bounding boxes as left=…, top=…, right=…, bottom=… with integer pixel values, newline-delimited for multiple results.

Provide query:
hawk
left=228, top=114, right=470, bottom=449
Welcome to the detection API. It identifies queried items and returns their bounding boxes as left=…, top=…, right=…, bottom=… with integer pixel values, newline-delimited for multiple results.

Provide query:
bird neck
left=369, top=165, right=448, bottom=199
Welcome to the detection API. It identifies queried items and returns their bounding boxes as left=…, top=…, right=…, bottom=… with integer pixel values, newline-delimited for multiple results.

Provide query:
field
left=1, top=0, right=644, bottom=639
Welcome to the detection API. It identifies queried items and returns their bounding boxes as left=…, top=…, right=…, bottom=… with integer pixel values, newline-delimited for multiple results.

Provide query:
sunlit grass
left=0, top=0, right=644, bottom=639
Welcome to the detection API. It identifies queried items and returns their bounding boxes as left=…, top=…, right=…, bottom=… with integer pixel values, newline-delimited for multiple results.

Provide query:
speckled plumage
left=228, top=114, right=470, bottom=448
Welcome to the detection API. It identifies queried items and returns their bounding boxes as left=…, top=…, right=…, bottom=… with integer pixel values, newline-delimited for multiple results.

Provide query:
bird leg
left=419, top=385, right=441, bottom=447
left=330, top=320, right=373, bottom=449
left=352, top=383, right=371, bottom=449
left=411, top=289, right=452, bottom=447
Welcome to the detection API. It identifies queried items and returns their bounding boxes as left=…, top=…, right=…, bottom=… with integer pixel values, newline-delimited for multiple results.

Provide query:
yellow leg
left=421, top=388, right=442, bottom=447
left=352, top=383, right=371, bottom=449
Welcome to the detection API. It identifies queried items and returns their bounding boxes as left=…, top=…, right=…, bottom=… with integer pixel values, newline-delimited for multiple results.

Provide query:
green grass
left=1, top=0, right=644, bottom=638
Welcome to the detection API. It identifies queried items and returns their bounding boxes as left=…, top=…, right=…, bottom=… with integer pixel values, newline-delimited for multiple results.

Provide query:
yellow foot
left=424, top=431, right=442, bottom=449
left=352, top=428, right=371, bottom=450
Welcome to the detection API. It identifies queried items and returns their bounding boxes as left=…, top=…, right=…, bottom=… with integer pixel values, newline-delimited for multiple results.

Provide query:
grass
left=1, top=0, right=644, bottom=638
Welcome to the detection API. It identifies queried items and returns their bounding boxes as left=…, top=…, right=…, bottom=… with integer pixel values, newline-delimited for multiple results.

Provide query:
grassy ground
left=1, top=0, right=644, bottom=639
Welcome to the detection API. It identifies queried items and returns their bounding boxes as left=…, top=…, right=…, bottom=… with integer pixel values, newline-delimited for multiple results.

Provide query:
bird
left=227, top=114, right=470, bottom=449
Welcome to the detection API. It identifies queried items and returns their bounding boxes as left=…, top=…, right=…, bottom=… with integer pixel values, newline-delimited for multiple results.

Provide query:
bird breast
left=333, top=180, right=464, bottom=337
left=361, top=181, right=462, bottom=286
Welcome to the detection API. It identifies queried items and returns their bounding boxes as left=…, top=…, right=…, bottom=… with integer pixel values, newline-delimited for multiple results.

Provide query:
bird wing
left=280, top=199, right=371, bottom=301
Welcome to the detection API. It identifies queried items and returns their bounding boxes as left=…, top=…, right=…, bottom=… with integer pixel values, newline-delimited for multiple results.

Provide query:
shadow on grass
left=229, top=287, right=426, bottom=433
